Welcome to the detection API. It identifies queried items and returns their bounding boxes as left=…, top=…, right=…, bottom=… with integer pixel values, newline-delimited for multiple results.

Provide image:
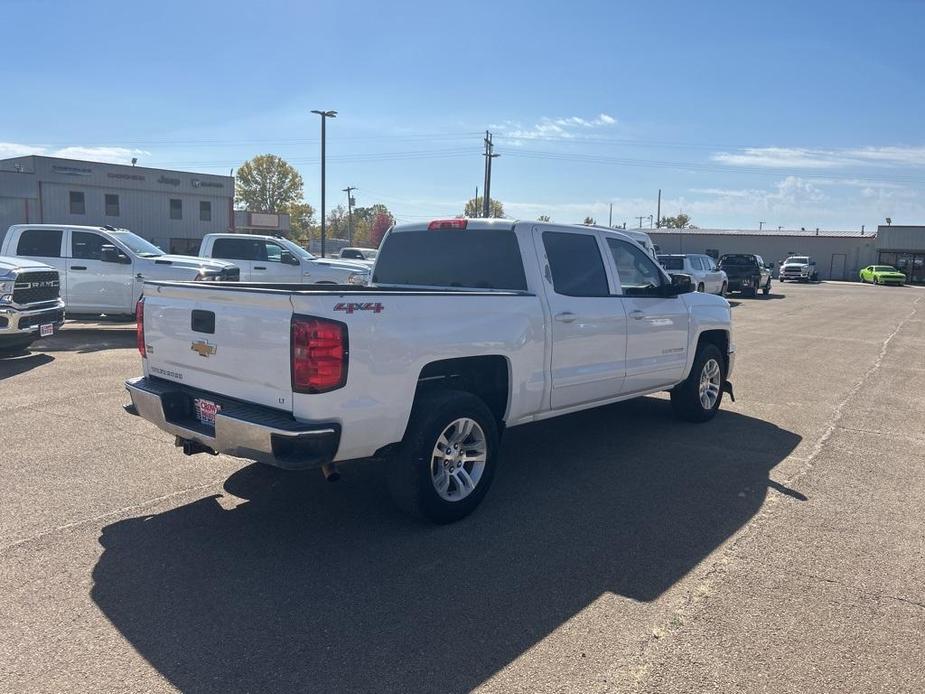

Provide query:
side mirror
left=666, top=273, right=693, bottom=296
left=280, top=251, right=300, bottom=266
left=101, top=245, right=130, bottom=264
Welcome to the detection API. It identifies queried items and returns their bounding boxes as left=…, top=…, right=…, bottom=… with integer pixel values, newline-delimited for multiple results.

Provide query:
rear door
left=604, top=237, right=689, bottom=394
left=535, top=227, right=628, bottom=409
left=210, top=237, right=259, bottom=280
left=143, top=284, right=295, bottom=410
left=13, top=228, right=68, bottom=299
left=68, top=230, right=133, bottom=312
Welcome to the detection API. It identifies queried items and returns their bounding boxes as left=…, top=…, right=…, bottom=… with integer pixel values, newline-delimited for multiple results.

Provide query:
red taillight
left=427, top=218, right=467, bottom=230
left=291, top=316, right=348, bottom=393
left=136, top=297, right=146, bottom=358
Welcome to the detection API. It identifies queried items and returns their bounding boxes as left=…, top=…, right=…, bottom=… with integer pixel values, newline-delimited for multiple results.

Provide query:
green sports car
left=859, top=265, right=906, bottom=286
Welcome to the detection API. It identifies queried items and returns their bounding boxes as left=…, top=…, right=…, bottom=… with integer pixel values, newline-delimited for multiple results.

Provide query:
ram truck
left=0, top=256, right=65, bottom=353
left=124, top=219, right=736, bottom=523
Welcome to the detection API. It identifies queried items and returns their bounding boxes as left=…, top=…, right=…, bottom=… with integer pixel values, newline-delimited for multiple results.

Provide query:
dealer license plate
left=193, top=398, right=221, bottom=426
left=40, top=323, right=54, bottom=337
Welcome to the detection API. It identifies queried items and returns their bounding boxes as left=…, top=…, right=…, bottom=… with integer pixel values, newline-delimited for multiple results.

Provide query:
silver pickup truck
left=0, top=255, right=65, bottom=353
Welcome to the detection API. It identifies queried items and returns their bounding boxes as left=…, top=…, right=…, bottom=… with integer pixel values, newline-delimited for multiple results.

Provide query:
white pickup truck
left=1, top=224, right=239, bottom=317
left=0, top=255, right=66, bottom=353
left=198, top=233, right=371, bottom=284
left=124, top=219, right=735, bottom=523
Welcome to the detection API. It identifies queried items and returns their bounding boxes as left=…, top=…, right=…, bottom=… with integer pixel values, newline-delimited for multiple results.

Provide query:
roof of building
left=644, top=227, right=875, bottom=239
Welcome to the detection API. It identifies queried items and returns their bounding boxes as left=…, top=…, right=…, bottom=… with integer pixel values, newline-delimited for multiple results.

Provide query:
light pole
left=311, top=109, right=337, bottom=256
left=759, top=221, right=766, bottom=231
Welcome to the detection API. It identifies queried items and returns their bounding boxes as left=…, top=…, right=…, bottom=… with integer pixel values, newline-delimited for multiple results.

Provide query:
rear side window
left=542, top=231, right=609, bottom=297
left=17, top=229, right=62, bottom=257
left=659, top=256, right=684, bottom=270
left=373, top=229, right=527, bottom=290
left=72, top=231, right=107, bottom=260
left=211, top=237, right=262, bottom=261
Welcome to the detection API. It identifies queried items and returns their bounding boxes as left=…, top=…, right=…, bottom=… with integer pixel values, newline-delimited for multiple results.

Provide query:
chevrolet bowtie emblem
left=191, top=340, right=217, bottom=358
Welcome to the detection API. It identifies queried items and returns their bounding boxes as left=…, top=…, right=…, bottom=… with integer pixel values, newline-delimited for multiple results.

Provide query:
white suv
left=657, top=254, right=728, bottom=295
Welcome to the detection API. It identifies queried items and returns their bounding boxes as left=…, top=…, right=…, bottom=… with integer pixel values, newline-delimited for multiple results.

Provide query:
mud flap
left=722, top=380, right=735, bottom=402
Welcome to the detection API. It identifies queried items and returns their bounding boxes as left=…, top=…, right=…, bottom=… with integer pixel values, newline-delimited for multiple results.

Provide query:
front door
left=604, top=237, right=689, bottom=394
left=536, top=228, right=628, bottom=410
left=68, top=230, right=133, bottom=313
left=261, top=240, right=303, bottom=283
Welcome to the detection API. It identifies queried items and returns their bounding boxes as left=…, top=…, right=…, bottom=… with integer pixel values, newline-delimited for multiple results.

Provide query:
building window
left=200, top=200, right=212, bottom=222
left=69, top=191, right=85, bottom=215
left=105, top=194, right=120, bottom=217
left=170, top=198, right=182, bottom=220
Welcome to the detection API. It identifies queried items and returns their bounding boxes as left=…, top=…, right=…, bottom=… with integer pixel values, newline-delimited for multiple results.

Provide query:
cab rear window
left=373, top=229, right=527, bottom=290
left=719, top=255, right=756, bottom=266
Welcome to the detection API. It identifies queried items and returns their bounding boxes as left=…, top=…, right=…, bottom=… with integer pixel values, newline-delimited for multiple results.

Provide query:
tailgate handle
left=253, top=266, right=267, bottom=270
left=191, top=309, right=215, bottom=334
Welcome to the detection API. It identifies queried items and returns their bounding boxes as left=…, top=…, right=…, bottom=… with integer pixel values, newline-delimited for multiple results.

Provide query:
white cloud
left=0, top=142, right=150, bottom=165
left=491, top=113, right=618, bottom=141
left=712, top=145, right=925, bottom=169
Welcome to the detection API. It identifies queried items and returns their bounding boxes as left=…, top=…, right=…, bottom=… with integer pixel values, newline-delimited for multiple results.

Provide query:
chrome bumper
left=0, top=300, right=65, bottom=337
left=124, top=376, right=340, bottom=470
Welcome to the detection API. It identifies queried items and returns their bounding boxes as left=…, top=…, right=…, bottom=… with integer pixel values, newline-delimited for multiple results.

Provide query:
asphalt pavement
left=1, top=281, right=923, bottom=693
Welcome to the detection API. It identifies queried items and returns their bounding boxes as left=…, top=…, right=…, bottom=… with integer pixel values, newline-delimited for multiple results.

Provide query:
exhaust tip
left=321, top=463, right=340, bottom=482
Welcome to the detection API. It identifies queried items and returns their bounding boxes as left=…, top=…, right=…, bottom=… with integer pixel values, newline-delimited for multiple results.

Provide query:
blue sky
left=3, top=0, right=924, bottom=229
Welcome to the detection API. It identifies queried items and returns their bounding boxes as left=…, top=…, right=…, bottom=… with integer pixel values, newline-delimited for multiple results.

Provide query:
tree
left=463, top=196, right=504, bottom=218
left=370, top=207, right=395, bottom=248
left=659, top=213, right=692, bottom=229
left=537, top=215, right=550, bottom=222
left=583, top=216, right=596, bottom=225
left=326, top=204, right=349, bottom=239
left=285, top=202, right=317, bottom=243
left=235, top=154, right=304, bottom=212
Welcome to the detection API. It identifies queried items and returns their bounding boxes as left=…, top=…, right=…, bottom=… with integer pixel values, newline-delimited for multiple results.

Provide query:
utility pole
left=759, top=221, right=766, bottom=231
left=635, top=215, right=646, bottom=228
left=311, top=109, right=337, bottom=256
left=608, top=203, right=613, bottom=227
left=342, top=186, right=357, bottom=244
left=482, top=130, right=499, bottom=217
left=648, top=214, right=654, bottom=228
left=656, top=189, right=661, bottom=228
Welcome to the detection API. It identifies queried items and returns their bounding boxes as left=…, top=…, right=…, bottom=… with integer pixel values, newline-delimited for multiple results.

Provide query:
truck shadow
left=91, top=396, right=800, bottom=694
left=35, top=328, right=136, bottom=354
left=0, top=352, right=54, bottom=380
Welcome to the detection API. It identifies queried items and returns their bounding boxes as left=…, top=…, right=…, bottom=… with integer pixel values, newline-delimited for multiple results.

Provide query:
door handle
left=136, top=273, right=144, bottom=279
left=554, top=311, right=577, bottom=323
left=70, top=266, right=87, bottom=271
left=254, top=266, right=266, bottom=270
left=630, top=309, right=645, bottom=320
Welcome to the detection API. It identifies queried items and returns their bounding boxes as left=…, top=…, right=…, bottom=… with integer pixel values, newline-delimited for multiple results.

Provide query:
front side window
left=265, top=242, right=285, bottom=262
left=72, top=231, right=107, bottom=260
left=69, top=191, right=85, bottom=215
left=607, top=238, right=664, bottom=297
left=169, top=198, right=182, bottom=220
left=17, top=229, right=62, bottom=257
left=542, top=231, right=609, bottom=297
left=105, top=194, right=120, bottom=217
left=200, top=200, right=211, bottom=222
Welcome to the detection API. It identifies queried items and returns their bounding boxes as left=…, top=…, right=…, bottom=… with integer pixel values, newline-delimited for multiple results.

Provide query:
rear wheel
left=388, top=390, right=499, bottom=523
left=670, top=343, right=725, bottom=422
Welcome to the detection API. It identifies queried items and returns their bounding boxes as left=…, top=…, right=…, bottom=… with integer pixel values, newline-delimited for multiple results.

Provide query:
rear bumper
left=124, top=376, right=340, bottom=470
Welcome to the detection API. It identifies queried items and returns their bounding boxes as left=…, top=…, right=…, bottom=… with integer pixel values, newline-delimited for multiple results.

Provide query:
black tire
left=697, top=282, right=705, bottom=293
left=743, top=286, right=757, bottom=298
left=762, top=279, right=771, bottom=296
left=720, top=282, right=727, bottom=296
left=388, top=390, right=499, bottom=524
left=670, top=343, right=725, bottom=423
left=873, top=277, right=879, bottom=285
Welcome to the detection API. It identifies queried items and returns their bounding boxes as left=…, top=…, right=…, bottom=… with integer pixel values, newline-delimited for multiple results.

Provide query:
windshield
left=874, top=265, right=898, bottom=272
left=786, top=256, right=810, bottom=264
left=718, top=255, right=756, bottom=266
left=110, top=230, right=163, bottom=257
left=657, top=256, right=685, bottom=270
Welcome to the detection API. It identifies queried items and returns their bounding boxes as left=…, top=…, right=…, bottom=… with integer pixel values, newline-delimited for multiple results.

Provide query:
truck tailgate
left=142, top=283, right=294, bottom=411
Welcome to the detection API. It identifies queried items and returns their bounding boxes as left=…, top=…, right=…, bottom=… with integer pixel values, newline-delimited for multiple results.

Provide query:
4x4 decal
left=334, top=302, right=384, bottom=314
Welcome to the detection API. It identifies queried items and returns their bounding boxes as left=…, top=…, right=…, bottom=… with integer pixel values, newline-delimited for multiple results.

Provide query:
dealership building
left=0, top=155, right=237, bottom=254
left=647, top=225, right=925, bottom=283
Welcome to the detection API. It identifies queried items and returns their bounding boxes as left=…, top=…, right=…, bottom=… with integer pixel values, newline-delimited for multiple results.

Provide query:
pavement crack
left=793, top=571, right=925, bottom=610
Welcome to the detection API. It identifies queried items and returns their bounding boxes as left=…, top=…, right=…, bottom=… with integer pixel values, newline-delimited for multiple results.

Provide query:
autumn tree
left=285, top=202, right=317, bottom=243
left=235, top=155, right=303, bottom=212
left=370, top=207, right=395, bottom=248
left=463, top=196, right=504, bottom=218
left=537, top=215, right=551, bottom=222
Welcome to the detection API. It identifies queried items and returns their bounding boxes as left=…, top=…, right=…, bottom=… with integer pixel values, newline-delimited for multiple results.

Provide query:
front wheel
left=388, top=390, right=499, bottom=523
left=719, top=282, right=727, bottom=297
left=762, top=279, right=771, bottom=296
left=873, top=277, right=879, bottom=285
left=670, top=343, right=725, bottom=422
left=697, top=282, right=705, bottom=293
